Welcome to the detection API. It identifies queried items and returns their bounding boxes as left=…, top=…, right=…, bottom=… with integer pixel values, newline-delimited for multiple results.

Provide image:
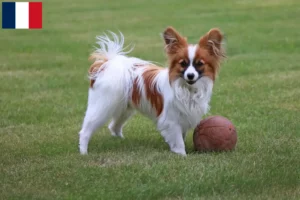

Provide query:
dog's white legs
left=79, top=85, right=126, bottom=154
left=79, top=105, right=113, bottom=154
left=182, top=130, right=188, bottom=141
left=108, top=108, right=135, bottom=138
left=160, top=124, right=186, bottom=156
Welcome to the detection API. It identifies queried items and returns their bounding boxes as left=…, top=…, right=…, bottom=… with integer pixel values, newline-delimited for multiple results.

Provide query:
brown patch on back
left=142, top=66, right=164, bottom=116
left=132, top=77, right=141, bottom=106
left=88, top=59, right=107, bottom=88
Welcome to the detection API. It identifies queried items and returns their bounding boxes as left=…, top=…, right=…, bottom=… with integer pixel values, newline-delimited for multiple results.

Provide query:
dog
left=79, top=27, right=225, bottom=155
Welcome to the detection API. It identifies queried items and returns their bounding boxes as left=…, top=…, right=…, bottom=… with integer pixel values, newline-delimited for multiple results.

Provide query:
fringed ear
left=199, top=28, right=225, bottom=58
left=163, top=26, right=187, bottom=54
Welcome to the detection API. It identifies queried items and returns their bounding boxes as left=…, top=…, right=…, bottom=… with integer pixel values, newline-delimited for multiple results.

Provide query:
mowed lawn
left=1, top=0, right=300, bottom=199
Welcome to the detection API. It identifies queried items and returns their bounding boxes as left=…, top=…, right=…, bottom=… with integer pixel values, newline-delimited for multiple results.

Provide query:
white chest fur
left=171, top=77, right=213, bottom=129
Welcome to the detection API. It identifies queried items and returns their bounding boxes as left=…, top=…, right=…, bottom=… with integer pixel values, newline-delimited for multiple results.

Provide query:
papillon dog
left=79, top=27, right=225, bottom=155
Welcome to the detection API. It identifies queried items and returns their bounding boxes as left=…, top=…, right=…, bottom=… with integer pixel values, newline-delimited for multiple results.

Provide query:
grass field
left=1, top=0, right=300, bottom=199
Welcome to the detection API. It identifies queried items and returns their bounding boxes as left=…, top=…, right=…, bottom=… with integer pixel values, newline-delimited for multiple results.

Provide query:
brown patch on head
left=132, top=77, right=141, bottom=106
left=142, top=66, right=164, bottom=116
left=168, top=50, right=190, bottom=83
left=163, top=27, right=188, bottom=54
left=162, top=27, right=189, bottom=83
left=162, top=27, right=226, bottom=83
left=197, top=28, right=226, bottom=80
left=192, top=48, right=216, bottom=80
left=199, top=28, right=224, bottom=57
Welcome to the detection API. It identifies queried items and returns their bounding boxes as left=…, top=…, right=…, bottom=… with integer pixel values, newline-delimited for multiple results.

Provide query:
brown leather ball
left=193, top=116, right=237, bottom=152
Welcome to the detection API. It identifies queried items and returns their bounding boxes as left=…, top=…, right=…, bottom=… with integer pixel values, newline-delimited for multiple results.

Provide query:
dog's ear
left=163, top=26, right=187, bottom=54
left=199, top=28, right=225, bottom=58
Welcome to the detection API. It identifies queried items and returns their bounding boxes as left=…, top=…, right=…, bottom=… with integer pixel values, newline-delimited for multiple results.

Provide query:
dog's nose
left=187, top=73, right=195, bottom=80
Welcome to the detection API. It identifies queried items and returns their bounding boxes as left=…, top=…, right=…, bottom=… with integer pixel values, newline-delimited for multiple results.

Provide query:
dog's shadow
left=89, top=133, right=166, bottom=154
left=88, top=130, right=196, bottom=155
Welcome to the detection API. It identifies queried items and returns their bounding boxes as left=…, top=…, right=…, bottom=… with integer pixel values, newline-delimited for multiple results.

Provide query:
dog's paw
left=171, top=148, right=187, bottom=156
left=111, top=132, right=124, bottom=138
left=108, top=126, right=124, bottom=138
left=79, top=148, right=88, bottom=155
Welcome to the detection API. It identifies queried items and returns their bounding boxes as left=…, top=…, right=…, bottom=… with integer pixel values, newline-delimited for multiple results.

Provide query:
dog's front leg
left=160, top=124, right=186, bottom=156
left=182, top=129, right=188, bottom=141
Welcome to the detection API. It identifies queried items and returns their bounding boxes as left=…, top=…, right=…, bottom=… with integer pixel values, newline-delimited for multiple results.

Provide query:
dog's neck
left=171, top=77, right=213, bottom=126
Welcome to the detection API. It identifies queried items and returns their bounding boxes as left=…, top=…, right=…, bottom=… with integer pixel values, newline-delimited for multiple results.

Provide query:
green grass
left=1, top=0, right=300, bottom=199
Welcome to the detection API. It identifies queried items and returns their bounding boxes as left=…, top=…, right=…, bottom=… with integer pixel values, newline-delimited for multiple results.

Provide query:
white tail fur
left=89, top=32, right=151, bottom=102
left=95, top=31, right=134, bottom=60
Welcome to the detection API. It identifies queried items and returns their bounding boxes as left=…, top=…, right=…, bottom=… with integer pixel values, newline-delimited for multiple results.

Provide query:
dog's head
left=163, top=27, right=225, bottom=86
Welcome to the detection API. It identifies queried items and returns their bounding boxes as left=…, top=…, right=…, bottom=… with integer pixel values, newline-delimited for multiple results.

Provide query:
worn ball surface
left=193, top=116, right=237, bottom=152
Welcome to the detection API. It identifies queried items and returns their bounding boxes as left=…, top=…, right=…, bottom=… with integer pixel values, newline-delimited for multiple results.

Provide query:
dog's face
left=163, top=27, right=225, bottom=85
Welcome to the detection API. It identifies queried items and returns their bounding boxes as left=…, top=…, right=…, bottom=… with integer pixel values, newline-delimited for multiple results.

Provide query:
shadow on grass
left=88, top=133, right=168, bottom=154
left=87, top=132, right=234, bottom=156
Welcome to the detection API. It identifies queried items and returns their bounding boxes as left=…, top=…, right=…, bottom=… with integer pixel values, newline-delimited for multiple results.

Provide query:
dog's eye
left=180, top=60, right=189, bottom=68
left=194, top=60, right=204, bottom=67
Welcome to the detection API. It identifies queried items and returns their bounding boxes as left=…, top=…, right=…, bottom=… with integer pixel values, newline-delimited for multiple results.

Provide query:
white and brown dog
left=79, top=27, right=225, bottom=155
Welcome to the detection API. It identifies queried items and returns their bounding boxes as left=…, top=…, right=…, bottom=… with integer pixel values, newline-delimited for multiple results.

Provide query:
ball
left=193, top=116, right=237, bottom=152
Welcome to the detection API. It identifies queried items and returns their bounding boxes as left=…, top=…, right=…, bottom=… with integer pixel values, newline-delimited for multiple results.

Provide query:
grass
left=1, top=0, right=300, bottom=199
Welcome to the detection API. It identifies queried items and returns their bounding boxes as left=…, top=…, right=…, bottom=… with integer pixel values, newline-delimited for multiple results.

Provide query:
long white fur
left=95, top=31, right=134, bottom=59
left=79, top=32, right=213, bottom=156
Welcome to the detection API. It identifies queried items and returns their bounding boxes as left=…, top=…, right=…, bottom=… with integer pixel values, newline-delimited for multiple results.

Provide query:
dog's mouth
left=186, top=80, right=196, bottom=85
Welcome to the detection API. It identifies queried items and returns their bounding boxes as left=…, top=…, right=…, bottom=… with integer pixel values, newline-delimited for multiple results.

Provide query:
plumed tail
left=88, top=31, right=150, bottom=84
left=88, top=31, right=134, bottom=85
left=87, top=32, right=150, bottom=111
left=90, top=31, right=134, bottom=61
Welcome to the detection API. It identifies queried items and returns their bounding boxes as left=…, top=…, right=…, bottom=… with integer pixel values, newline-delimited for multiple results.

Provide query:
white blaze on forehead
left=184, top=45, right=199, bottom=81
left=188, top=45, right=197, bottom=61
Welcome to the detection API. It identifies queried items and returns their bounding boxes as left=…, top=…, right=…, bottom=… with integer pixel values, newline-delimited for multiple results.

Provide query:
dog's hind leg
left=79, top=87, right=123, bottom=155
left=108, top=108, right=135, bottom=138
left=79, top=106, right=112, bottom=155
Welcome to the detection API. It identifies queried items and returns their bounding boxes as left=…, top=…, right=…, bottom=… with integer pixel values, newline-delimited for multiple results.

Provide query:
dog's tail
left=89, top=31, right=133, bottom=62
left=87, top=32, right=149, bottom=109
